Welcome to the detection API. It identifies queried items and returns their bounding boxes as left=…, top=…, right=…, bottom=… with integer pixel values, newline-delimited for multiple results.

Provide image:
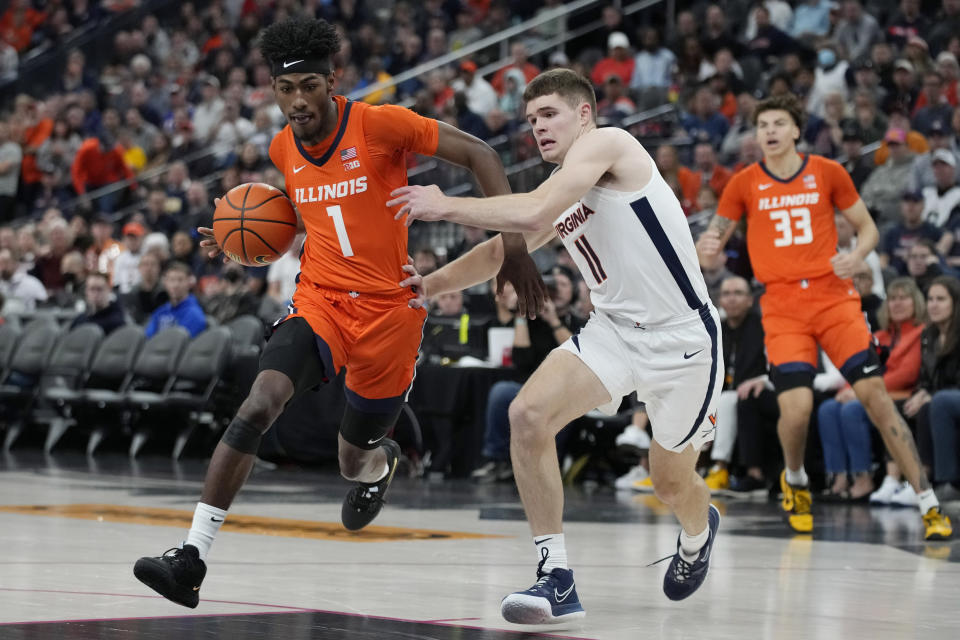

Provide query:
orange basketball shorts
left=759, top=273, right=872, bottom=373
left=288, top=286, right=426, bottom=402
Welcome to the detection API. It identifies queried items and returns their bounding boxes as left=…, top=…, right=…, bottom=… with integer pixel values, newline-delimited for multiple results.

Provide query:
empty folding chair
left=37, top=324, right=105, bottom=453
left=126, top=327, right=232, bottom=458
left=1, top=319, right=61, bottom=450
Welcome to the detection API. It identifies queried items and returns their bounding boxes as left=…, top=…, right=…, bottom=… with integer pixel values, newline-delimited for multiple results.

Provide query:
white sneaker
left=870, top=475, right=901, bottom=504
left=889, top=482, right=919, bottom=507
left=615, top=424, right=651, bottom=450
left=615, top=464, right=649, bottom=490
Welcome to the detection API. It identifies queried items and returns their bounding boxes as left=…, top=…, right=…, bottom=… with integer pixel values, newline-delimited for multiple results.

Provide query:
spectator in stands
left=472, top=277, right=584, bottom=483
left=681, top=86, right=729, bottom=150
left=936, top=52, right=959, bottom=106
left=266, top=235, right=302, bottom=307
left=31, top=217, right=72, bottom=292
left=141, top=189, right=178, bottom=238
left=113, top=222, right=146, bottom=295
left=922, top=149, right=960, bottom=227
left=862, top=127, right=918, bottom=227
left=491, top=42, right=540, bottom=95
left=839, top=123, right=875, bottom=190
left=885, top=0, right=930, bottom=50
left=145, top=261, right=205, bottom=338
left=909, top=120, right=960, bottom=192
left=0, top=120, right=20, bottom=223
left=791, top=0, right=833, bottom=39
left=36, top=117, right=83, bottom=197
left=629, top=27, right=675, bottom=110
left=0, top=0, right=46, bottom=53
left=590, top=31, right=634, bottom=88
left=834, top=0, right=881, bottom=63
left=744, top=3, right=803, bottom=71
left=0, top=36, right=16, bottom=84
left=853, top=259, right=883, bottom=331
left=204, top=262, right=259, bottom=326
left=449, top=8, right=484, bottom=51
left=865, top=277, right=929, bottom=505
left=837, top=213, right=885, bottom=300
left=451, top=92, right=490, bottom=141
left=928, top=0, right=960, bottom=58
left=655, top=144, right=692, bottom=212
left=452, top=61, right=497, bottom=119
left=84, top=214, right=120, bottom=280
left=914, top=72, right=955, bottom=134
left=907, top=238, right=952, bottom=292
left=884, top=59, right=920, bottom=114
left=0, top=247, right=45, bottom=313
left=122, top=251, right=166, bottom=324
left=906, top=275, right=960, bottom=491
left=192, top=75, right=225, bottom=144
left=69, top=271, right=126, bottom=334
left=71, top=130, right=134, bottom=214
left=596, top=74, right=636, bottom=124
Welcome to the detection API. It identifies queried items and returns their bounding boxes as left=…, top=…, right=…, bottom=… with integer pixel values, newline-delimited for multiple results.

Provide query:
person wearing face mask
left=807, top=43, right=850, bottom=119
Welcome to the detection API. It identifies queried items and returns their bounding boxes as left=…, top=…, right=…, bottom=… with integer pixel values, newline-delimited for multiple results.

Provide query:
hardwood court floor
left=0, top=452, right=957, bottom=639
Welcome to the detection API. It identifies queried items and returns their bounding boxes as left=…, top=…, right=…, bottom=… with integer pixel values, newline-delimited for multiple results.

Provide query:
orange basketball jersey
left=269, top=95, right=439, bottom=296
left=716, top=154, right=860, bottom=285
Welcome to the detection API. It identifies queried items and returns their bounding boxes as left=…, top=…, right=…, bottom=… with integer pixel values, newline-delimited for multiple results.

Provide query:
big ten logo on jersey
left=293, top=177, right=368, bottom=204
left=555, top=202, right=597, bottom=238
left=340, top=146, right=360, bottom=171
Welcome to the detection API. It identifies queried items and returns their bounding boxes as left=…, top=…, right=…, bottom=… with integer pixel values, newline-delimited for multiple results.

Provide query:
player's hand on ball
left=388, top=185, right=447, bottom=226
left=400, top=257, right=427, bottom=309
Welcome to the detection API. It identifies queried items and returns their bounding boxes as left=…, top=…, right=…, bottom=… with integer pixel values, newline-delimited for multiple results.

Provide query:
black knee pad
left=340, top=401, right=403, bottom=450
left=840, top=348, right=882, bottom=386
left=770, top=367, right=815, bottom=393
left=222, top=416, right=263, bottom=455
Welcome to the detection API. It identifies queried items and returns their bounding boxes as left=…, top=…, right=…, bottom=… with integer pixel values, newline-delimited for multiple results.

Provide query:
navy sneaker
left=500, top=566, right=585, bottom=625
left=662, top=504, right=721, bottom=601
left=342, top=439, right=401, bottom=531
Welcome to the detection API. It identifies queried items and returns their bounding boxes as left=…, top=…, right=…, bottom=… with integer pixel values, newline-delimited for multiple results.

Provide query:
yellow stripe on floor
left=0, top=504, right=504, bottom=541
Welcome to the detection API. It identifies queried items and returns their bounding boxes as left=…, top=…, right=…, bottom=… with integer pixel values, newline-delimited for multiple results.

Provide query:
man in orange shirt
left=134, top=17, right=545, bottom=609
left=697, top=93, right=952, bottom=541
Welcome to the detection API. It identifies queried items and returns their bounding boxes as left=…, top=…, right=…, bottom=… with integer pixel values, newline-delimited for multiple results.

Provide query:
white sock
left=185, top=502, right=227, bottom=560
left=918, top=488, right=940, bottom=514
left=534, top=533, right=567, bottom=572
left=680, top=524, right=710, bottom=562
left=785, top=466, right=809, bottom=487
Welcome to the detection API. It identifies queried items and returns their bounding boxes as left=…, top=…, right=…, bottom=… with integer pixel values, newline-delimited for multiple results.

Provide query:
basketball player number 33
left=770, top=207, right=813, bottom=247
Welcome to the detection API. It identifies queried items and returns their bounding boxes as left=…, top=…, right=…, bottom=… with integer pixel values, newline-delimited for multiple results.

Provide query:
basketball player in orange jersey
left=133, top=17, right=546, bottom=608
left=697, top=93, right=952, bottom=541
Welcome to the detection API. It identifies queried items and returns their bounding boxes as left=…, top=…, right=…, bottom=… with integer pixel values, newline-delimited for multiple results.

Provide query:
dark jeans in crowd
left=917, top=389, right=960, bottom=484
left=482, top=380, right=522, bottom=461
left=817, top=399, right=873, bottom=475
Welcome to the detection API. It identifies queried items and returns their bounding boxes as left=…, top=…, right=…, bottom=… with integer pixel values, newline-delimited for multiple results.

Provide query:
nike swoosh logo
left=210, top=517, right=223, bottom=522
left=862, top=365, right=879, bottom=374
left=293, top=165, right=307, bottom=174
left=193, top=586, right=201, bottom=591
left=554, top=584, right=575, bottom=602
left=683, top=349, right=703, bottom=359
left=534, top=537, right=553, bottom=545
left=758, top=183, right=773, bottom=190
left=283, top=59, right=304, bottom=68
left=367, top=434, right=386, bottom=445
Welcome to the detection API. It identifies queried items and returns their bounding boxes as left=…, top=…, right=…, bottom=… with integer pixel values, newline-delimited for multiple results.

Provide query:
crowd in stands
left=0, top=0, right=959, bottom=493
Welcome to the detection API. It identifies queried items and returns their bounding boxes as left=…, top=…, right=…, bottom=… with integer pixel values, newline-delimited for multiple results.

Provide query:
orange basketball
left=213, top=183, right=298, bottom=267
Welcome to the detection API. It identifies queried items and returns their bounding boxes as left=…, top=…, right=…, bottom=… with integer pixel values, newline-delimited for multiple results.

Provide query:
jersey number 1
left=770, top=207, right=813, bottom=247
left=326, top=205, right=354, bottom=257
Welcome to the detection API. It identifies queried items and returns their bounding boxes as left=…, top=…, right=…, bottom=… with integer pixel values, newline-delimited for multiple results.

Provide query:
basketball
left=212, top=182, right=298, bottom=267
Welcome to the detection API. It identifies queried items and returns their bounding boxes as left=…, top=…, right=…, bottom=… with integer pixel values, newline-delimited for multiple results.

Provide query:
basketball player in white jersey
left=388, top=68, right=723, bottom=624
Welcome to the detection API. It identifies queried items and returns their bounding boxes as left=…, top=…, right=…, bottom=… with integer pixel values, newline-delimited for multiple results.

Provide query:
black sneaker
left=726, top=475, right=768, bottom=497
left=341, top=439, right=401, bottom=531
left=133, top=544, right=207, bottom=608
left=660, top=504, right=720, bottom=601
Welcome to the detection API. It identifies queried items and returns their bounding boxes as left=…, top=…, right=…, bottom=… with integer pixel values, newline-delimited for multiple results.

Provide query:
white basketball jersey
left=553, top=168, right=710, bottom=325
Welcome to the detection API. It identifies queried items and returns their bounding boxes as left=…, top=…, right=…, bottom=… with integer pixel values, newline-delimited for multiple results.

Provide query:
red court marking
left=0, top=587, right=595, bottom=638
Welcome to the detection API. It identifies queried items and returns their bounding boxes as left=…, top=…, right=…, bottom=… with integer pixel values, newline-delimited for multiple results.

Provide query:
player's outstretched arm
left=832, top=198, right=878, bottom=279
left=402, top=227, right=555, bottom=300
left=695, top=215, right=737, bottom=268
left=433, top=121, right=546, bottom=317
left=389, top=129, right=618, bottom=233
